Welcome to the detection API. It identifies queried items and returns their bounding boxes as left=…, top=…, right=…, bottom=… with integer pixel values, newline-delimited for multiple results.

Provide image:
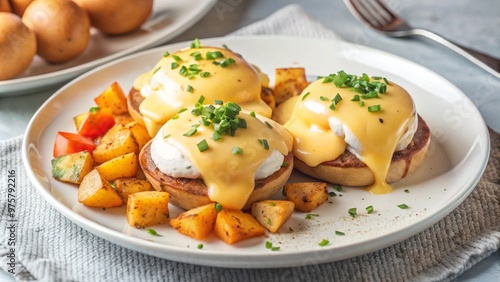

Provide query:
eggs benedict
left=128, top=39, right=274, bottom=137
left=281, top=71, right=430, bottom=194
left=139, top=98, right=294, bottom=210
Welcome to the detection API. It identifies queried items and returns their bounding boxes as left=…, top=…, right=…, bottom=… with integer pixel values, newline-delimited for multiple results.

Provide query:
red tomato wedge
left=77, top=107, right=115, bottom=139
left=53, top=132, right=96, bottom=157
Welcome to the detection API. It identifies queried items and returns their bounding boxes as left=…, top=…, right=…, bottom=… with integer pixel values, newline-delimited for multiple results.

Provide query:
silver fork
left=344, top=0, right=500, bottom=78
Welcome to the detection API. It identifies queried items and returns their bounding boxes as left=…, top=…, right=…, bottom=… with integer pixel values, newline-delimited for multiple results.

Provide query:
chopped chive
left=186, top=85, right=194, bottom=93
left=190, top=51, right=202, bottom=60
left=178, top=108, right=187, bottom=113
left=200, top=71, right=210, bottom=78
left=171, top=62, right=179, bottom=69
left=397, top=204, right=410, bottom=209
left=366, top=205, right=374, bottom=214
left=404, top=189, right=410, bottom=193
left=319, top=239, right=330, bottom=247
left=179, top=65, right=188, bottom=76
left=329, top=102, right=337, bottom=111
left=214, top=99, right=223, bottom=105
left=266, top=218, right=271, bottom=225
left=173, top=55, right=182, bottom=61
left=335, top=231, right=345, bottom=236
left=215, top=202, right=223, bottom=211
left=361, top=92, right=378, bottom=99
left=232, top=147, right=243, bottom=155
left=368, top=104, right=382, bottom=112
left=333, top=184, right=343, bottom=192
left=153, top=67, right=161, bottom=74
left=258, top=139, right=269, bottom=150
left=222, top=44, right=231, bottom=51
left=249, top=111, right=256, bottom=117
left=190, top=38, right=201, bottom=48
left=206, top=51, right=224, bottom=60
left=333, top=93, right=342, bottom=104
left=359, top=101, right=365, bottom=107
left=265, top=121, right=273, bottom=129
left=372, top=76, right=382, bottom=80
left=147, top=229, right=158, bottom=236
left=197, top=139, right=209, bottom=152
left=265, top=241, right=272, bottom=249
left=302, top=92, right=310, bottom=101
left=351, top=94, right=360, bottom=101
left=89, top=106, right=99, bottom=113
left=163, top=51, right=170, bottom=57
left=305, top=213, right=319, bottom=219
left=163, top=134, right=171, bottom=139
left=269, top=202, right=276, bottom=207
left=183, top=126, right=197, bottom=137
left=271, top=247, right=280, bottom=251
left=197, top=243, right=203, bottom=249
left=320, top=96, right=329, bottom=101
left=171, top=114, right=179, bottom=120
left=348, top=207, right=357, bottom=218
left=197, top=95, right=205, bottom=104
left=328, top=191, right=337, bottom=197
left=383, top=77, right=390, bottom=84
left=211, top=131, right=222, bottom=141
left=281, top=161, right=290, bottom=168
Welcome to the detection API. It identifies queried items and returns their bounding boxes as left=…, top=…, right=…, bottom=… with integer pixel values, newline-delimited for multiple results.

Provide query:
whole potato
left=73, top=0, right=153, bottom=35
left=0, top=0, right=12, bottom=13
left=10, top=0, right=33, bottom=16
left=0, top=12, right=36, bottom=80
left=22, top=0, right=90, bottom=64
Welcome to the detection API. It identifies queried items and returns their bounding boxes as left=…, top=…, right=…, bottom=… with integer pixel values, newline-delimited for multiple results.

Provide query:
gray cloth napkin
left=1, top=4, right=499, bottom=281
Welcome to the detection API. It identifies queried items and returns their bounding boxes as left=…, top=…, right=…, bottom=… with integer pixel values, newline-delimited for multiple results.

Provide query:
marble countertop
left=0, top=0, right=498, bottom=280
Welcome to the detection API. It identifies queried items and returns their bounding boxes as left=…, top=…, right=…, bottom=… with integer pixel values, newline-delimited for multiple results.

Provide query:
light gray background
left=0, top=0, right=498, bottom=280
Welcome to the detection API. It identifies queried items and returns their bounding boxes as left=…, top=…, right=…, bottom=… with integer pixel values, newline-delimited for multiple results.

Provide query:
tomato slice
left=53, top=132, right=96, bottom=157
left=77, top=107, right=115, bottom=139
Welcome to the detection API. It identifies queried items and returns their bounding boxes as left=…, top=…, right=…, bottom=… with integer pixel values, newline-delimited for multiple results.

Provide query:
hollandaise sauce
left=285, top=71, right=415, bottom=194
left=134, top=42, right=272, bottom=137
left=159, top=100, right=291, bottom=210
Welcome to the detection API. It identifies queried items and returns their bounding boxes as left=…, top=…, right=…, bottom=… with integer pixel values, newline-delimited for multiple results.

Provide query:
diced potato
left=78, top=169, right=124, bottom=208
left=261, top=87, right=276, bottom=110
left=170, top=203, right=218, bottom=239
left=274, top=68, right=309, bottom=104
left=96, top=152, right=138, bottom=181
left=215, top=210, right=265, bottom=244
left=114, top=113, right=135, bottom=125
left=73, top=112, right=88, bottom=131
left=94, top=82, right=128, bottom=115
left=126, top=191, right=170, bottom=228
left=284, top=182, right=328, bottom=212
left=125, top=121, right=151, bottom=151
left=51, top=151, right=93, bottom=184
left=92, top=124, right=138, bottom=163
left=251, top=200, right=295, bottom=233
left=114, top=178, right=153, bottom=204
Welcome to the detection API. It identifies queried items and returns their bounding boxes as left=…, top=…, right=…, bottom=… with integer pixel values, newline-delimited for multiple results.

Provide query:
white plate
left=22, top=36, right=490, bottom=268
left=0, top=0, right=216, bottom=96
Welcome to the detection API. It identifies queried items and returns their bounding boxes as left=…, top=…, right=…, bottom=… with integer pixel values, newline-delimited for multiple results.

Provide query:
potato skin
left=73, top=0, right=153, bottom=35
left=0, top=12, right=36, bottom=80
left=22, top=0, right=90, bottom=63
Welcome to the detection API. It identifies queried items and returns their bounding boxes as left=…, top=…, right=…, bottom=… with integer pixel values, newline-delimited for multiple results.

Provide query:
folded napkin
left=1, top=5, right=499, bottom=282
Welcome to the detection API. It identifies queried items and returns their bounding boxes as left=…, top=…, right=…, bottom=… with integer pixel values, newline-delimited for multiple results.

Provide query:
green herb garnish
left=348, top=207, right=357, bottom=218
left=335, top=231, right=345, bottom=236
left=197, top=139, right=209, bottom=152
left=147, top=229, right=158, bottom=236
left=190, top=38, right=201, bottom=48
left=366, top=205, right=374, bottom=214
left=258, top=139, right=269, bottom=150
left=215, top=202, right=223, bottom=211
left=305, top=213, right=319, bottom=219
left=397, top=204, right=409, bottom=209
left=368, top=104, right=381, bottom=112
left=197, top=243, right=204, bottom=249
left=302, top=92, right=310, bottom=101
left=318, top=239, right=330, bottom=247
left=232, top=147, right=243, bottom=155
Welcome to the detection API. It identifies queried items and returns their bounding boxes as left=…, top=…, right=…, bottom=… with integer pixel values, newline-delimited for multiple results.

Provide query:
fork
left=344, top=0, right=500, bottom=78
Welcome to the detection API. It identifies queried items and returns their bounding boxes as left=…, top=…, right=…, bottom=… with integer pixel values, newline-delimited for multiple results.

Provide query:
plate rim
left=22, top=35, right=491, bottom=268
left=0, top=0, right=217, bottom=96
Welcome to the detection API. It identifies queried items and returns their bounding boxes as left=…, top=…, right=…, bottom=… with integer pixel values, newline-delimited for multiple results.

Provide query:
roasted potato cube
left=96, top=152, right=138, bottom=181
left=261, top=87, right=276, bottom=110
left=274, top=68, right=309, bottom=104
left=94, top=82, right=128, bottom=115
left=170, top=203, right=218, bottom=239
left=73, top=112, right=88, bottom=131
left=125, top=121, right=151, bottom=151
left=51, top=151, right=93, bottom=184
left=114, top=178, right=153, bottom=204
left=93, top=124, right=138, bottom=163
left=78, top=169, right=124, bottom=208
left=126, top=191, right=170, bottom=228
left=114, top=113, right=135, bottom=125
left=215, top=210, right=265, bottom=244
left=284, top=182, right=328, bottom=212
left=251, top=200, right=295, bottom=233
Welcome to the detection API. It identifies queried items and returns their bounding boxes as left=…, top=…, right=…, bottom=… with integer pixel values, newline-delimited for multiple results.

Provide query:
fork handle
left=413, top=28, right=500, bottom=78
